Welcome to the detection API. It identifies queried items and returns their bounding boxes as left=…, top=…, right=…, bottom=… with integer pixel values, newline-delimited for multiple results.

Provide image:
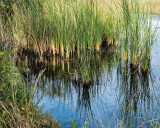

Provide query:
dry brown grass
left=98, top=0, right=160, bottom=14
left=140, top=0, right=160, bottom=14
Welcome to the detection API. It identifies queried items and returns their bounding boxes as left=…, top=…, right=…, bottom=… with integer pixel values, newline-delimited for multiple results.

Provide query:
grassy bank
left=0, top=50, right=60, bottom=127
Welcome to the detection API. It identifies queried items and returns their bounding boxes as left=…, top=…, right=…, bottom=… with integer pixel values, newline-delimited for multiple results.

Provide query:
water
left=17, top=15, right=160, bottom=128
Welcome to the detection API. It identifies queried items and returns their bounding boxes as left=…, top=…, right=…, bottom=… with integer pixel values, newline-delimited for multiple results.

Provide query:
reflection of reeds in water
left=16, top=47, right=118, bottom=109
left=77, top=83, right=92, bottom=113
left=17, top=46, right=118, bottom=86
left=116, top=62, right=155, bottom=127
left=16, top=45, right=159, bottom=127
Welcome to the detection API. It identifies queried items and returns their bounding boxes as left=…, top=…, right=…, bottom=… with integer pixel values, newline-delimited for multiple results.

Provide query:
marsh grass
left=1, top=1, right=159, bottom=127
left=1, top=0, right=158, bottom=70
left=5, top=0, right=118, bottom=58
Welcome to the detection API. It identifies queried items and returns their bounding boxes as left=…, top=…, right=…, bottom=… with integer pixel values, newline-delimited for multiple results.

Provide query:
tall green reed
left=121, top=0, right=130, bottom=61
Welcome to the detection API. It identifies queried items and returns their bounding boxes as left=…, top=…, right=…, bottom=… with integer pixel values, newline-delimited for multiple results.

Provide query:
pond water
left=17, top=15, right=160, bottom=128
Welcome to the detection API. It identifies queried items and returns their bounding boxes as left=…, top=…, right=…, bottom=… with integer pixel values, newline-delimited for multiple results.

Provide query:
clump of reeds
left=10, top=0, right=108, bottom=58
left=120, top=0, right=157, bottom=71
left=140, top=13, right=157, bottom=72
left=3, top=0, right=123, bottom=59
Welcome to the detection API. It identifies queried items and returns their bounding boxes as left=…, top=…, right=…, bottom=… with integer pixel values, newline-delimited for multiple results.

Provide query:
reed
left=129, top=0, right=141, bottom=68
left=121, top=0, right=130, bottom=61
